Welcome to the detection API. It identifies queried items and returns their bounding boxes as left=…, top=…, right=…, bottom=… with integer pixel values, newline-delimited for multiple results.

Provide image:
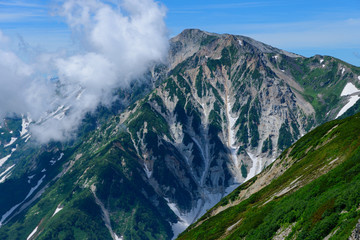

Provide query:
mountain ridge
left=0, top=29, right=359, bottom=239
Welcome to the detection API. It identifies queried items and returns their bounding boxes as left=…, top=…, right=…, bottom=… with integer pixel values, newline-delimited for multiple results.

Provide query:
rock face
left=349, top=219, right=360, bottom=240
left=0, top=29, right=360, bottom=240
left=178, top=112, right=360, bottom=240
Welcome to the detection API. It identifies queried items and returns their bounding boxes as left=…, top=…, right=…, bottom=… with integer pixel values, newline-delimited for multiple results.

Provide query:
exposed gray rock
left=349, top=219, right=360, bottom=240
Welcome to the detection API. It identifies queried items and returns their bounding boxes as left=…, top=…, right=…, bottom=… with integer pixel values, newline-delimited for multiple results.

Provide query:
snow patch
left=0, top=164, right=15, bottom=183
left=341, top=68, right=345, bottom=75
left=41, top=168, right=46, bottom=173
left=26, top=226, right=38, bottom=240
left=0, top=175, right=45, bottom=225
left=0, top=172, right=11, bottom=183
left=322, top=64, right=326, bottom=68
left=50, top=153, right=64, bottom=165
left=52, top=206, right=63, bottom=217
left=320, top=59, right=324, bottom=63
left=340, top=82, right=360, bottom=96
left=0, top=164, right=15, bottom=178
left=226, top=96, right=239, bottom=170
left=25, top=175, right=46, bottom=200
left=20, top=116, right=31, bottom=136
left=4, top=137, right=17, bottom=147
left=238, top=40, right=243, bottom=46
left=27, top=174, right=35, bottom=183
left=167, top=184, right=239, bottom=239
left=245, top=152, right=262, bottom=182
left=0, top=154, right=12, bottom=167
left=358, top=76, right=360, bottom=81
left=24, top=134, right=31, bottom=143
left=144, top=164, right=152, bottom=178
left=114, top=234, right=123, bottom=240
left=58, top=153, right=64, bottom=161
left=336, top=95, right=360, bottom=118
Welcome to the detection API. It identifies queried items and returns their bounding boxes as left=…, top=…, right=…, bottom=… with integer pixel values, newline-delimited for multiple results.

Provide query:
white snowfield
left=336, top=96, right=360, bottom=118
left=337, top=82, right=360, bottom=118
left=341, top=82, right=360, bottom=96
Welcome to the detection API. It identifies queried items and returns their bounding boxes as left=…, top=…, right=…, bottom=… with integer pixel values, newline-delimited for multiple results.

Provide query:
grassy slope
left=178, top=112, right=360, bottom=240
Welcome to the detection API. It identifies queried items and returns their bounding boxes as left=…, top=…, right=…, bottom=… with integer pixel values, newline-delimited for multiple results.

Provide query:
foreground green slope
left=178, top=112, right=360, bottom=239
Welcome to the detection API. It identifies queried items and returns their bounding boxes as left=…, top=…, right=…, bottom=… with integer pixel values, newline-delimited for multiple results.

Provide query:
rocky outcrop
left=349, top=219, right=360, bottom=240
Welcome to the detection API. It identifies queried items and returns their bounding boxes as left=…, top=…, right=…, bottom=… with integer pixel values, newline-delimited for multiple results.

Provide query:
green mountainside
left=0, top=29, right=359, bottom=240
left=178, top=112, right=360, bottom=240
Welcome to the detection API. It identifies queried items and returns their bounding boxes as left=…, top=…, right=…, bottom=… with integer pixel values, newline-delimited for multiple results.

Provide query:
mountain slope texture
left=0, top=29, right=359, bottom=239
left=178, top=111, right=360, bottom=240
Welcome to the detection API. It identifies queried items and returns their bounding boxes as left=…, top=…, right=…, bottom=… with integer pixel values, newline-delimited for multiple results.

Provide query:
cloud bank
left=0, top=0, right=169, bottom=143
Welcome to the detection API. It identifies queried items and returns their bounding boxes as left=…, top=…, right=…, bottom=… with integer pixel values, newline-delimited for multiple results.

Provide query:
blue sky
left=1, top=0, right=360, bottom=66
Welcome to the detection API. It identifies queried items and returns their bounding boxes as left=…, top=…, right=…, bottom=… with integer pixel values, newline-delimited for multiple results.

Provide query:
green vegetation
left=195, top=66, right=204, bottom=98
left=178, top=112, right=360, bottom=240
left=277, top=119, right=294, bottom=150
left=249, top=98, right=261, bottom=148
left=284, top=56, right=359, bottom=123
left=261, top=136, right=273, bottom=154
left=200, top=35, right=218, bottom=46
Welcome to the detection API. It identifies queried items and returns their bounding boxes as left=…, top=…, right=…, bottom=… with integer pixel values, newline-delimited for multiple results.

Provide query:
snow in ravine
left=144, top=164, right=152, bottom=178
left=0, top=164, right=15, bottom=179
left=0, top=165, right=15, bottom=183
left=52, top=206, right=63, bottom=217
left=0, top=154, right=12, bottom=167
left=341, top=82, right=360, bottom=96
left=0, top=172, right=12, bottom=183
left=0, top=175, right=46, bottom=225
left=336, top=95, right=360, bottom=118
left=245, top=152, right=262, bottom=182
left=226, top=96, right=239, bottom=171
left=167, top=184, right=239, bottom=239
left=25, top=175, right=46, bottom=200
left=4, top=137, right=17, bottom=147
left=27, top=175, right=35, bottom=184
left=115, top=234, right=124, bottom=240
left=26, top=226, right=38, bottom=240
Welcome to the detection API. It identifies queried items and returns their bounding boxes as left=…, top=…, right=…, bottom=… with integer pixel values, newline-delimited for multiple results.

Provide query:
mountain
left=0, top=29, right=359, bottom=239
left=178, top=111, right=360, bottom=240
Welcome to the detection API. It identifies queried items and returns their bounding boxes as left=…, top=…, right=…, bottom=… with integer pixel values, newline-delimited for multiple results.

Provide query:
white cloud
left=0, top=0, right=169, bottom=143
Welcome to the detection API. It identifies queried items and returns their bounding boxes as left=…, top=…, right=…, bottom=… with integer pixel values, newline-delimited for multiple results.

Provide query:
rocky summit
left=0, top=29, right=360, bottom=240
